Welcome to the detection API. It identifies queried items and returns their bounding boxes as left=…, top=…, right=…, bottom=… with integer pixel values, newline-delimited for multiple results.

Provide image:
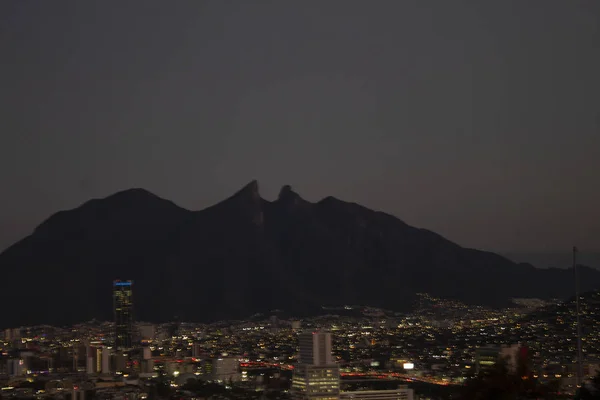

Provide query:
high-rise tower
left=299, top=331, right=333, bottom=366
left=291, top=331, right=340, bottom=400
left=113, top=280, right=133, bottom=350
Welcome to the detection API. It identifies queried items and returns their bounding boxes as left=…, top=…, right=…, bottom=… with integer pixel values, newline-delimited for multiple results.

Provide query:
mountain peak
left=277, top=185, right=307, bottom=207
left=229, top=180, right=261, bottom=203
left=90, top=188, right=186, bottom=212
left=32, top=188, right=187, bottom=238
left=106, top=187, right=160, bottom=201
left=278, top=185, right=294, bottom=199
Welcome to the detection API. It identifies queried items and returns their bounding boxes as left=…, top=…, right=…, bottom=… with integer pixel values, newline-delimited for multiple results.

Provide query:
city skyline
left=0, top=248, right=595, bottom=399
left=1, top=290, right=595, bottom=398
left=1, top=1, right=598, bottom=399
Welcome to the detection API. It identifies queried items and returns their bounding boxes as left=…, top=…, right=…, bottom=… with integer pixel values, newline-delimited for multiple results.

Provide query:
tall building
left=85, top=342, right=105, bottom=374
left=212, top=357, right=240, bottom=383
left=101, top=347, right=111, bottom=374
left=113, top=280, right=133, bottom=350
left=299, top=331, right=333, bottom=366
left=292, top=331, right=340, bottom=400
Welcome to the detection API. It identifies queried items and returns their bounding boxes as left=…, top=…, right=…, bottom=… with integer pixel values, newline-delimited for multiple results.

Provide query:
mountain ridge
left=1, top=180, right=598, bottom=328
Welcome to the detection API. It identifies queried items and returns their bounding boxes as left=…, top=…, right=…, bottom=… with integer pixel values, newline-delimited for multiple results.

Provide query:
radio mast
left=574, top=246, right=583, bottom=387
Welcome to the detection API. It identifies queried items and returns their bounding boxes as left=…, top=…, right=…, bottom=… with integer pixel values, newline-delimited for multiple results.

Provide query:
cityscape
left=1, top=279, right=599, bottom=400
left=2, top=1, right=599, bottom=400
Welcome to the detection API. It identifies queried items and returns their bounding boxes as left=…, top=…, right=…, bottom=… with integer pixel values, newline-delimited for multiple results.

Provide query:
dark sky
left=1, top=1, right=599, bottom=260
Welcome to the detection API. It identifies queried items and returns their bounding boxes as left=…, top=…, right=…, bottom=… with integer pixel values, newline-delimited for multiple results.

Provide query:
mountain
left=1, top=181, right=599, bottom=327
left=503, top=252, right=600, bottom=270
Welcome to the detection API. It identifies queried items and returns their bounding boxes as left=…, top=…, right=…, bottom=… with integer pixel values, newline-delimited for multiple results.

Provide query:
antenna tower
left=574, top=246, right=583, bottom=387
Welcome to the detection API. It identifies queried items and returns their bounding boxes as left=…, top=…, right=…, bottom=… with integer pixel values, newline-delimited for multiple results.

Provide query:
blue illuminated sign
left=114, top=282, right=132, bottom=286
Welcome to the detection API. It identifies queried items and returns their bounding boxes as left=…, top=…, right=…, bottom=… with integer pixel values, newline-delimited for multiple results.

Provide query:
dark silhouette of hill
left=1, top=181, right=598, bottom=327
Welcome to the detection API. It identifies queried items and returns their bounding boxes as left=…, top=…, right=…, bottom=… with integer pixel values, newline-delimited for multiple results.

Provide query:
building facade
left=340, top=387, right=414, bottom=400
left=292, top=331, right=340, bottom=400
left=299, top=331, right=334, bottom=366
left=113, top=280, right=133, bottom=350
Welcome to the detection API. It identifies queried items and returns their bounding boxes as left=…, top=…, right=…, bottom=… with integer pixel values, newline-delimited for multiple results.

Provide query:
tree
left=576, top=371, right=600, bottom=400
left=149, top=374, right=174, bottom=399
left=461, top=349, right=561, bottom=400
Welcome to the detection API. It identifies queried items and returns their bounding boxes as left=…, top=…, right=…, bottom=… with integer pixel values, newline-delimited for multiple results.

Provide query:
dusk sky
left=1, top=1, right=598, bottom=263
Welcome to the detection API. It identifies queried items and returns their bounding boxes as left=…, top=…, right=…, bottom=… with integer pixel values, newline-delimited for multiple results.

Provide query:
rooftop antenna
left=574, top=246, right=583, bottom=387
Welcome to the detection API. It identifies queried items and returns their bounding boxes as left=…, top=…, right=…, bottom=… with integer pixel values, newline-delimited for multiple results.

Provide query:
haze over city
left=1, top=0, right=599, bottom=264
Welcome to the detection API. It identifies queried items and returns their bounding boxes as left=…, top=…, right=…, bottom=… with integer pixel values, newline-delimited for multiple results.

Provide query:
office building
left=291, top=331, right=340, bottom=400
left=72, top=389, right=85, bottom=400
left=212, top=357, right=240, bottom=382
left=7, top=359, right=25, bottom=376
left=85, top=342, right=104, bottom=374
left=101, top=347, right=111, bottom=374
left=113, top=280, right=134, bottom=350
left=113, top=353, right=127, bottom=373
left=475, top=346, right=501, bottom=374
left=138, top=323, right=156, bottom=342
left=299, top=331, right=333, bottom=366
left=340, top=387, right=414, bottom=400
left=192, top=343, right=203, bottom=358
left=270, top=315, right=279, bottom=333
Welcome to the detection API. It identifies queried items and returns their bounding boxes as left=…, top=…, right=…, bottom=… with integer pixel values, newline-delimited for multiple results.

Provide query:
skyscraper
left=299, top=331, right=333, bottom=366
left=293, top=332, right=415, bottom=400
left=291, top=331, right=340, bottom=400
left=113, top=280, right=133, bottom=350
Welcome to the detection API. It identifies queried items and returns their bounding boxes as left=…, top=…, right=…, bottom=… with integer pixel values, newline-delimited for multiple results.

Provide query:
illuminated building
left=291, top=331, right=340, bottom=400
left=299, top=331, right=333, bottom=366
left=85, top=342, right=108, bottom=375
left=340, top=387, right=414, bottom=400
left=113, top=280, right=133, bottom=349
left=475, top=346, right=500, bottom=374
left=212, top=357, right=240, bottom=382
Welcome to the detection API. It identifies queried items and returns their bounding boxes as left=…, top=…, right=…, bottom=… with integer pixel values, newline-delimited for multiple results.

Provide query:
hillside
left=1, top=181, right=598, bottom=327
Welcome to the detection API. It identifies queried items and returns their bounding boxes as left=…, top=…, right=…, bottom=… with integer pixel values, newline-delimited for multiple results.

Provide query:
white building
left=86, top=345, right=103, bottom=374
left=292, top=331, right=414, bottom=400
left=101, top=347, right=111, bottom=374
left=292, top=331, right=340, bottom=400
left=299, top=331, right=334, bottom=366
